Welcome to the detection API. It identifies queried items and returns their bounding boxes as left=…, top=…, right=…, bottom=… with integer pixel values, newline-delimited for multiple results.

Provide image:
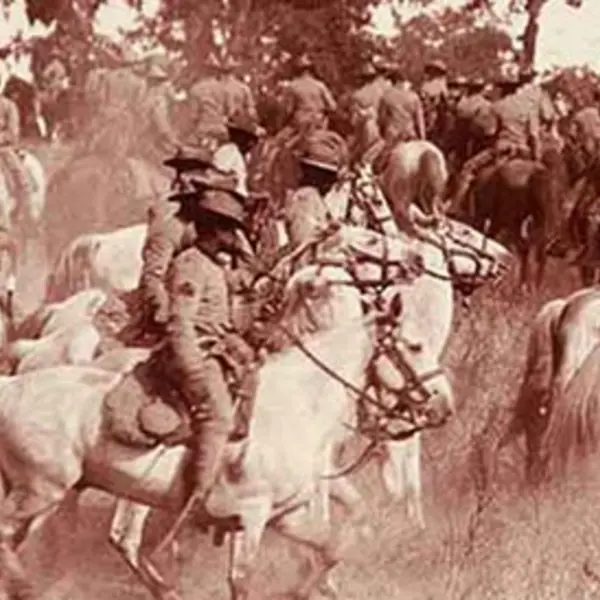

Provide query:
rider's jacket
left=223, top=75, right=258, bottom=122
left=378, top=84, right=425, bottom=142
left=189, top=75, right=230, bottom=144
left=282, top=73, right=337, bottom=131
left=0, top=96, right=19, bottom=146
left=493, top=90, right=540, bottom=156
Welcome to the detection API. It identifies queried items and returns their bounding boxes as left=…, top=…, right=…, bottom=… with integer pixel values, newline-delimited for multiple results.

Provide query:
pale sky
left=0, top=0, right=599, bottom=78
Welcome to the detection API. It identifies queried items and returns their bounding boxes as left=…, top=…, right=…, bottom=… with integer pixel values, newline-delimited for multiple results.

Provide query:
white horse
left=0, top=260, right=454, bottom=600
left=93, top=220, right=511, bottom=599
left=45, top=223, right=147, bottom=302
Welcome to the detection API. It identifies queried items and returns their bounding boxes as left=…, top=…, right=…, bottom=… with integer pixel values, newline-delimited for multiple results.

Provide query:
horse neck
left=411, top=235, right=454, bottom=358
left=248, top=316, right=372, bottom=462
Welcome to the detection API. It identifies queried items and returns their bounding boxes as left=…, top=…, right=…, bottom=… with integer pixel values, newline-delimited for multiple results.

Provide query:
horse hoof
left=317, top=578, right=339, bottom=599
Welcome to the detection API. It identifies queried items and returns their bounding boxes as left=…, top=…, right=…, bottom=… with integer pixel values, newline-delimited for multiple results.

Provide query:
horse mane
left=264, top=265, right=363, bottom=354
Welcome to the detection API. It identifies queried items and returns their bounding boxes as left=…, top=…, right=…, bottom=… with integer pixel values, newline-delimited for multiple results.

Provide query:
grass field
left=15, top=144, right=600, bottom=600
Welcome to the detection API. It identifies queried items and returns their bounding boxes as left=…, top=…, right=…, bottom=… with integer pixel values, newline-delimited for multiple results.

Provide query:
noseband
left=419, top=222, right=502, bottom=296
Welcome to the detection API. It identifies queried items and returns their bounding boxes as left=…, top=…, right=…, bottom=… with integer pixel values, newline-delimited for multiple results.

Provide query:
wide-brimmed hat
left=299, top=131, right=347, bottom=173
left=466, top=76, right=486, bottom=90
left=359, top=62, right=378, bottom=79
left=226, top=112, right=266, bottom=139
left=296, top=54, right=313, bottom=70
left=146, top=63, right=169, bottom=81
left=197, top=189, right=246, bottom=225
left=163, top=146, right=214, bottom=172
left=519, top=66, right=538, bottom=83
left=448, top=75, right=468, bottom=88
left=189, top=168, right=246, bottom=200
left=495, top=72, right=521, bottom=88
left=424, top=59, right=448, bottom=75
left=223, top=55, right=242, bottom=71
left=168, top=188, right=246, bottom=226
left=205, top=53, right=224, bottom=71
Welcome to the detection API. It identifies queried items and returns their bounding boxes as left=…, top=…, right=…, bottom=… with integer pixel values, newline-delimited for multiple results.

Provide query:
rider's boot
left=188, top=413, right=231, bottom=528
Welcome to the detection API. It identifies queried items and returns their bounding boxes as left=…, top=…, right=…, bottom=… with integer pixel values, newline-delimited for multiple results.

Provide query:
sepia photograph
left=0, top=0, right=598, bottom=598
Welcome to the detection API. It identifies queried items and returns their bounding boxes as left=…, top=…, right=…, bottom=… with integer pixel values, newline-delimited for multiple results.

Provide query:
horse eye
left=407, top=341, right=423, bottom=353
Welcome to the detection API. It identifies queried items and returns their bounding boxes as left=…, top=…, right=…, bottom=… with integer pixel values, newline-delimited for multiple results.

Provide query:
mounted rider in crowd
left=188, top=54, right=230, bottom=152
left=277, top=54, right=337, bottom=146
left=283, top=129, right=348, bottom=260
left=451, top=66, right=543, bottom=215
left=452, top=77, right=496, bottom=169
left=222, top=56, right=258, bottom=123
left=131, top=171, right=260, bottom=528
left=420, top=59, right=448, bottom=143
left=348, top=60, right=389, bottom=166
left=139, top=59, right=183, bottom=167
left=372, top=65, right=425, bottom=176
left=0, top=59, right=33, bottom=211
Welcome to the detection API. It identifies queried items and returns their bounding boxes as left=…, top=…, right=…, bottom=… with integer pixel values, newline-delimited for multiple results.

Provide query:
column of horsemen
left=3, top=47, right=600, bottom=523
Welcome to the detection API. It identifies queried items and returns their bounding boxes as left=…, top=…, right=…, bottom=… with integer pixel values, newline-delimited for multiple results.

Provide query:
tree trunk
left=520, top=0, right=547, bottom=69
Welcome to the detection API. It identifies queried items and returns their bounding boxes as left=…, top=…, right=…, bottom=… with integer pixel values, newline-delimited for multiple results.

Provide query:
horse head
left=282, top=264, right=454, bottom=438
left=363, top=284, right=455, bottom=438
left=417, top=214, right=512, bottom=296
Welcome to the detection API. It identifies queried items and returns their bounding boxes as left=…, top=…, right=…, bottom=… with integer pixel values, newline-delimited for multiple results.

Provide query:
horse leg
left=272, top=500, right=359, bottom=600
left=517, top=244, right=530, bottom=294
left=227, top=497, right=272, bottom=600
left=110, top=499, right=182, bottom=600
left=534, top=239, right=547, bottom=290
left=0, top=486, right=66, bottom=599
left=313, top=476, right=374, bottom=599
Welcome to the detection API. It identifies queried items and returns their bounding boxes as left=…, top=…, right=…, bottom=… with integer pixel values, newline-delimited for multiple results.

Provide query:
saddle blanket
left=102, top=358, right=254, bottom=449
left=102, top=361, right=191, bottom=448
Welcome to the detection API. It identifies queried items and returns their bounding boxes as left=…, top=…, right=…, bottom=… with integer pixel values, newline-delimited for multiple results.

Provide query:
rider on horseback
left=452, top=67, right=541, bottom=214
left=0, top=59, right=32, bottom=207
left=372, top=65, right=425, bottom=174
left=349, top=60, right=389, bottom=165
left=189, top=54, right=230, bottom=152
left=222, top=56, right=258, bottom=123
left=278, top=54, right=337, bottom=142
left=213, top=111, right=266, bottom=201
left=283, top=129, right=348, bottom=261
left=158, top=177, right=259, bottom=520
left=420, top=59, right=448, bottom=140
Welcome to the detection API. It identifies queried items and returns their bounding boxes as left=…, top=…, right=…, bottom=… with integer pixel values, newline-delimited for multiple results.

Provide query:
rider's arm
left=321, top=83, right=337, bottom=115
left=244, top=86, right=258, bottom=121
left=527, top=109, right=542, bottom=162
left=165, top=251, right=207, bottom=390
left=149, top=93, right=180, bottom=151
left=140, top=205, right=186, bottom=324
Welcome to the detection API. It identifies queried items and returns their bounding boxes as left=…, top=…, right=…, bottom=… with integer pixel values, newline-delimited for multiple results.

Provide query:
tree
left=383, top=6, right=515, bottom=82
left=6, top=0, right=381, bottom=94
left=462, top=0, right=586, bottom=69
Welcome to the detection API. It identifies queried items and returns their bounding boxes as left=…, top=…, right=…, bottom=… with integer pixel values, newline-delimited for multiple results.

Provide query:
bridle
left=346, top=166, right=397, bottom=234
left=414, top=219, right=503, bottom=297
left=345, top=166, right=504, bottom=296
left=275, top=283, right=445, bottom=446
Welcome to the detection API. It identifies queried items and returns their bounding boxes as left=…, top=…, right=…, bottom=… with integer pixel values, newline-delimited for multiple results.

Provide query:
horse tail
left=416, top=145, right=448, bottom=214
left=538, top=329, right=600, bottom=480
left=45, top=236, right=87, bottom=302
left=500, top=299, right=566, bottom=456
left=21, top=151, right=46, bottom=226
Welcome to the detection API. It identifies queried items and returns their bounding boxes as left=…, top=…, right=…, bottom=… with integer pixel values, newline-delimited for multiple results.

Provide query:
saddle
left=102, top=344, right=259, bottom=449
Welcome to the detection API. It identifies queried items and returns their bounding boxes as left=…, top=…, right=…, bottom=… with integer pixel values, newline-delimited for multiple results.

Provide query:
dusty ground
left=12, top=142, right=600, bottom=600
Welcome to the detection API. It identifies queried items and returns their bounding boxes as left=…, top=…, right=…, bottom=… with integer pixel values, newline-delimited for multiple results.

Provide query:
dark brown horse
left=466, top=148, right=567, bottom=291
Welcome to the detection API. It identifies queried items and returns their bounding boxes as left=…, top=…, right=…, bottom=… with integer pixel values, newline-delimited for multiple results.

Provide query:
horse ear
left=388, top=291, right=404, bottom=320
